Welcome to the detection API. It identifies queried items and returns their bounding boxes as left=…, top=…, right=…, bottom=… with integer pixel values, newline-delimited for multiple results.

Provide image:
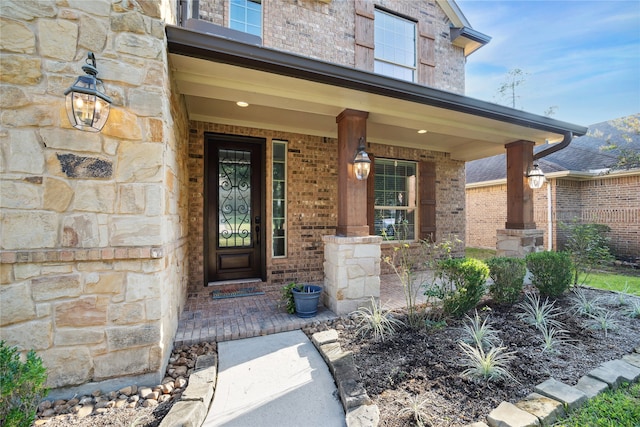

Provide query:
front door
left=205, top=134, right=265, bottom=284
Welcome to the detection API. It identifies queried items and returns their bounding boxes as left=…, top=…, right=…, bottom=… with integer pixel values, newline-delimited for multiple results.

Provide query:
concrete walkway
left=203, top=330, right=346, bottom=427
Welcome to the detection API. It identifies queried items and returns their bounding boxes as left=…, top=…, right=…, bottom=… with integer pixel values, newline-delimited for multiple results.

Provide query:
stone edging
left=311, top=329, right=380, bottom=427
left=465, top=345, right=640, bottom=427
left=158, top=353, right=217, bottom=427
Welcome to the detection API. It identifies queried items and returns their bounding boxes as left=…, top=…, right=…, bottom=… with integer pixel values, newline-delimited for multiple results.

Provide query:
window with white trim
left=374, top=9, right=416, bottom=82
left=373, top=159, right=417, bottom=240
left=230, top=0, right=262, bottom=37
left=272, top=140, right=287, bottom=257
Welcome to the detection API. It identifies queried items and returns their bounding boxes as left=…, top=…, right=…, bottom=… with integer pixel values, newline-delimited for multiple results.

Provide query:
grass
left=579, top=272, right=640, bottom=296
left=465, top=247, right=496, bottom=261
left=553, top=382, right=640, bottom=427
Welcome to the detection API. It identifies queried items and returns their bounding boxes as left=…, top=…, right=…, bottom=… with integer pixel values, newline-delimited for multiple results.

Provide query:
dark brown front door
left=205, top=134, right=265, bottom=284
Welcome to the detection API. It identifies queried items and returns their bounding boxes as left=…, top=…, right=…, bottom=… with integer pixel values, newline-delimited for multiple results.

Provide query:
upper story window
left=230, top=0, right=262, bottom=37
left=373, top=159, right=417, bottom=241
left=374, top=9, right=416, bottom=82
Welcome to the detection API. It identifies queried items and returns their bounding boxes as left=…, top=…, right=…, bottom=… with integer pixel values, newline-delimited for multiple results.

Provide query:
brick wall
left=188, top=124, right=466, bottom=286
left=196, top=0, right=466, bottom=94
left=466, top=173, right=640, bottom=258
left=370, top=143, right=466, bottom=273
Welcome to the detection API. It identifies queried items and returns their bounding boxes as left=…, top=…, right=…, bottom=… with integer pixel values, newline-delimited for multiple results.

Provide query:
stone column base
left=323, top=235, right=382, bottom=315
left=496, top=229, right=544, bottom=258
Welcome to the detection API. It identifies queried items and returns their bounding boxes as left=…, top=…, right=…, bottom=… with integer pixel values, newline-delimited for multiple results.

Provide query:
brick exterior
left=466, top=173, right=640, bottom=259
left=197, top=0, right=466, bottom=94
left=1, top=0, right=472, bottom=395
left=188, top=124, right=466, bottom=288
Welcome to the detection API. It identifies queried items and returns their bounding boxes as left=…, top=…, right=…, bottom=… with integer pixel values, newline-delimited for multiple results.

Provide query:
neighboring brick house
left=466, top=115, right=640, bottom=260
left=0, top=0, right=586, bottom=395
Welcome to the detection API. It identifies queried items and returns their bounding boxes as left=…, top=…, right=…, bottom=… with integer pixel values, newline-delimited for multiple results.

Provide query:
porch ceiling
left=167, top=25, right=587, bottom=162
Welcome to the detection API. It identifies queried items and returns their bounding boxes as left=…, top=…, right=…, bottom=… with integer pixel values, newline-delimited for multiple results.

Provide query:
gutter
left=466, top=168, right=640, bottom=189
left=533, top=131, right=573, bottom=160
left=165, top=25, right=588, bottom=139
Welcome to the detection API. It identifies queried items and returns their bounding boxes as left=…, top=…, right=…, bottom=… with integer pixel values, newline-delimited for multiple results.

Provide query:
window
left=230, top=0, right=262, bottom=37
left=272, top=140, right=287, bottom=257
left=373, top=159, right=417, bottom=240
left=374, top=9, right=416, bottom=82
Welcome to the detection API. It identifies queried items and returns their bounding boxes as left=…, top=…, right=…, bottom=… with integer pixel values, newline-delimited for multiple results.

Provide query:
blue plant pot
left=291, top=285, right=323, bottom=318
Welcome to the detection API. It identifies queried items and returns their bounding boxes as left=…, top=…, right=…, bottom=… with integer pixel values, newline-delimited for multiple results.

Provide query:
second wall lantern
left=353, top=137, right=371, bottom=180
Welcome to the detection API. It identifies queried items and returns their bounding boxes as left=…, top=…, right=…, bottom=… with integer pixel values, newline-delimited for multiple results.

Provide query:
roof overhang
left=166, top=24, right=587, bottom=162
left=466, top=168, right=640, bottom=189
left=450, top=26, right=491, bottom=56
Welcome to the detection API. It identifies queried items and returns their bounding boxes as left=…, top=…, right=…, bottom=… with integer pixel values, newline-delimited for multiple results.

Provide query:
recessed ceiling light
left=417, top=129, right=427, bottom=134
left=236, top=101, right=249, bottom=107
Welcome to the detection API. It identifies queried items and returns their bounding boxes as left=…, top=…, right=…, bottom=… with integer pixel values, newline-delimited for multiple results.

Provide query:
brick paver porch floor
left=174, top=272, right=434, bottom=346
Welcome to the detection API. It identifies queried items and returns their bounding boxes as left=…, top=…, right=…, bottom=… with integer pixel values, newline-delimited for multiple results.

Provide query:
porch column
left=336, top=109, right=369, bottom=237
left=505, top=140, right=535, bottom=230
left=323, top=109, right=381, bottom=315
left=497, top=140, right=544, bottom=257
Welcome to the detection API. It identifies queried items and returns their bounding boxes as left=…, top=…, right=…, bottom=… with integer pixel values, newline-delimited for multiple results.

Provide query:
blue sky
left=457, top=0, right=640, bottom=127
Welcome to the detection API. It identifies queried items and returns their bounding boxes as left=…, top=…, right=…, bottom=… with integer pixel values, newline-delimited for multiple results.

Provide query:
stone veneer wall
left=0, top=0, right=190, bottom=395
left=466, top=173, right=640, bottom=258
left=187, top=126, right=466, bottom=288
left=197, top=0, right=466, bottom=94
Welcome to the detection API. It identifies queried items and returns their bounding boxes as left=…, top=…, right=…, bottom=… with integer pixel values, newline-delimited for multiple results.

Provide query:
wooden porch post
left=336, top=109, right=369, bottom=237
left=505, top=140, right=536, bottom=230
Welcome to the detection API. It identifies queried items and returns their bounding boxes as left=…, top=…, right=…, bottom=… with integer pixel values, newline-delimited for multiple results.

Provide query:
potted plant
left=281, top=282, right=322, bottom=318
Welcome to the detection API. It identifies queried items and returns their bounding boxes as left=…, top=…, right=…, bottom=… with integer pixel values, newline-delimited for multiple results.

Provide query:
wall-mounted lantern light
left=353, top=137, right=371, bottom=180
left=64, top=52, right=112, bottom=132
left=527, top=163, right=545, bottom=189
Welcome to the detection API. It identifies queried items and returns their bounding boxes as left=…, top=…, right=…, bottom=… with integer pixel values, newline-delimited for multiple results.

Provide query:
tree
left=596, top=114, right=640, bottom=170
left=496, top=68, right=528, bottom=109
left=559, top=220, right=614, bottom=285
left=495, top=69, right=558, bottom=116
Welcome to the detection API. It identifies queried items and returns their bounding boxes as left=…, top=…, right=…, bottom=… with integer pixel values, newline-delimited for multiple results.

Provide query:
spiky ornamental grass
left=539, top=323, right=572, bottom=354
left=516, top=292, right=564, bottom=331
left=458, top=341, right=516, bottom=382
left=460, top=310, right=501, bottom=350
left=569, top=287, right=604, bottom=316
left=351, top=297, right=405, bottom=342
left=397, top=395, right=429, bottom=427
left=586, top=310, right=619, bottom=338
left=624, top=300, right=640, bottom=318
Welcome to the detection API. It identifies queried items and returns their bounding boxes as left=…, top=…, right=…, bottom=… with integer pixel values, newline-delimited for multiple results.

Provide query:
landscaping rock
left=534, top=378, right=588, bottom=412
left=346, top=404, right=380, bottom=427
left=601, top=359, right=640, bottom=382
left=575, top=375, right=609, bottom=398
left=623, top=352, right=640, bottom=368
left=487, top=401, right=540, bottom=427
left=515, top=393, right=565, bottom=426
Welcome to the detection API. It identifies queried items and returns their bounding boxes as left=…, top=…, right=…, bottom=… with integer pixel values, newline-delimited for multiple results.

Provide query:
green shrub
left=486, top=257, right=526, bottom=304
left=0, top=341, right=48, bottom=427
left=526, top=251, right=573, bottom=297
left=434, top=257, right=489, bottom=317
left=560, top=220, right=614, bottom=285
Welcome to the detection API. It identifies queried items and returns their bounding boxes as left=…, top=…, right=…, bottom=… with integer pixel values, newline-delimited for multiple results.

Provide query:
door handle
left=255, top=216, right=261, bottom=246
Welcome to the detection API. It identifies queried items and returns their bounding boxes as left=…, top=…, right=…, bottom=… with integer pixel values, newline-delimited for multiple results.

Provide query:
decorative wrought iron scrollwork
left=218, top=149, right=252, bottom=247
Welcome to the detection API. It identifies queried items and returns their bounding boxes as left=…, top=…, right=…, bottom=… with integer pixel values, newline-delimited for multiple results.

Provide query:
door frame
left=204, top=132, right=266, bottom=285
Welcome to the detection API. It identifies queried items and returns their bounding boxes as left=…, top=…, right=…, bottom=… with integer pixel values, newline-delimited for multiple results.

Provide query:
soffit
left=167, top=25, right=587, bottom=162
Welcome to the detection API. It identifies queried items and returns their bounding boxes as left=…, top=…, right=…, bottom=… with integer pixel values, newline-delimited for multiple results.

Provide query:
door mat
left=211, top=287, right=265, bottom=300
